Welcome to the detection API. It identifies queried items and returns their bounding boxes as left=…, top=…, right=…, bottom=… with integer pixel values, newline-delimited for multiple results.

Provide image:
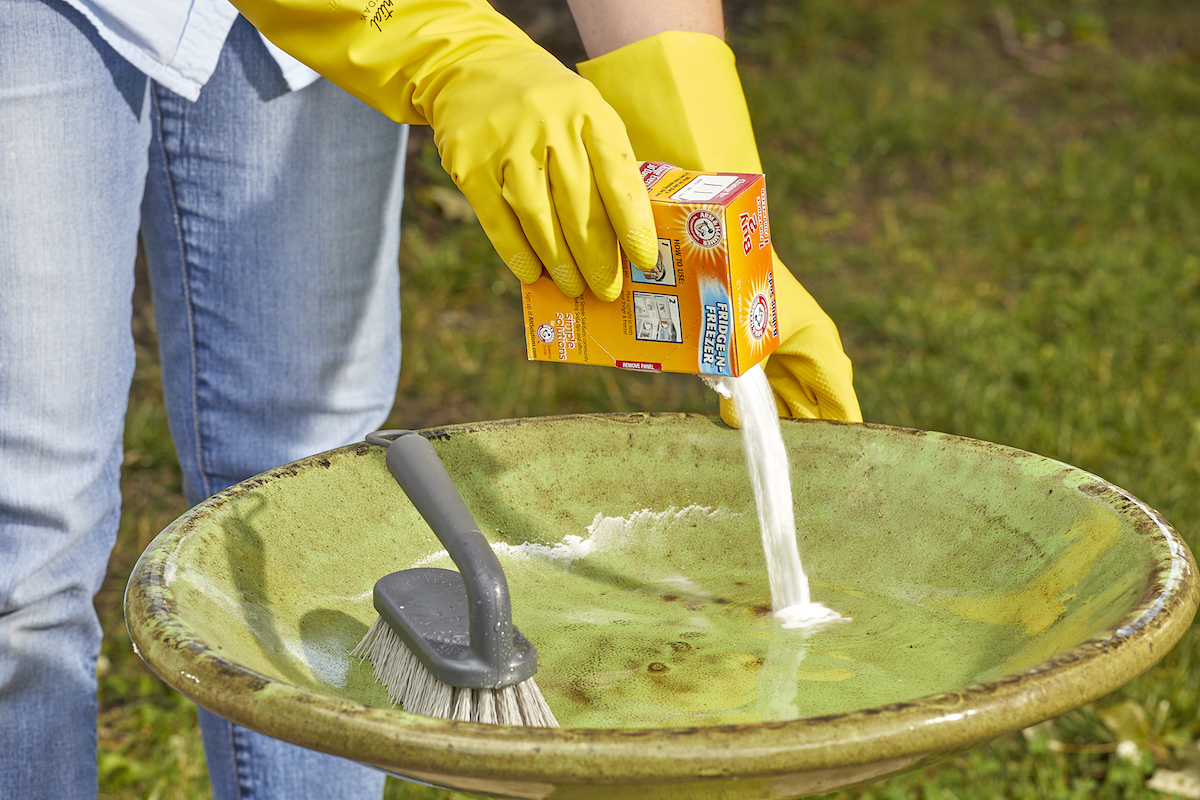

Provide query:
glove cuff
left=578, top=31, right=762, bottom=173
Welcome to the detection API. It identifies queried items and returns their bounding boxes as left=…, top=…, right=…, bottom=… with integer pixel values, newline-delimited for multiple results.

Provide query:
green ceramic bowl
left=125, top=414, right=1197, bottom=799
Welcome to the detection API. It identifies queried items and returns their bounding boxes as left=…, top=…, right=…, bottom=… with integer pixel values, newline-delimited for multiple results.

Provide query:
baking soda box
left=522, top=162, right=780, bottom=377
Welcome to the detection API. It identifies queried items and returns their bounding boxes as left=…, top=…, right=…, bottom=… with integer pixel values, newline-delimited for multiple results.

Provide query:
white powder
left=707, top=365, right=844, bottom=629
left=495, top=505, right=725, bottom=564
left=415, top=505, right=728, bottom=568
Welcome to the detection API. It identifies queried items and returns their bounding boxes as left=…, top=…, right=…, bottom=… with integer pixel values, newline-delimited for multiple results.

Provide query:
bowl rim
left=125, top=413, right=1199, bottom=784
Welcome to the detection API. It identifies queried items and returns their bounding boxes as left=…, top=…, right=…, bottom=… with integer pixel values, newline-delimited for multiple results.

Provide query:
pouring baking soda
left=523, top=162, right=843, bottom=629
left=706, top=366, right=845, bottom=630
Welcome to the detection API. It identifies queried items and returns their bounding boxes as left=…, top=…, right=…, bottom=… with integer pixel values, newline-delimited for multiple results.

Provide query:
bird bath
left=125, top=414, right=1197, bottom=799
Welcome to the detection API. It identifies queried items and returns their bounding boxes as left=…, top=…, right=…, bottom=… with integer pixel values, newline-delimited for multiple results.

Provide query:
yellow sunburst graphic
left=739, top=272, right=777, bottom=364
left=668, top=205, right=728, bottom=271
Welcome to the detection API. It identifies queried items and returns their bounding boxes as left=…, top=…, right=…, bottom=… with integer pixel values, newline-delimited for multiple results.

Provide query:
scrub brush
left=354, top=430, right=558, bottom=727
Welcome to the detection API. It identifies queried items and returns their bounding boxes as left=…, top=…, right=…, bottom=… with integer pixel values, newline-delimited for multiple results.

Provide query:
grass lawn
left=96, top=1, right=1200, bottom=797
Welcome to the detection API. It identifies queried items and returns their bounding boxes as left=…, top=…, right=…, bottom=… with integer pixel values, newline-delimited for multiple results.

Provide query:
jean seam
left=228, top=718, right=248, bottom=800
left=149, top=83, right=211, bottom=501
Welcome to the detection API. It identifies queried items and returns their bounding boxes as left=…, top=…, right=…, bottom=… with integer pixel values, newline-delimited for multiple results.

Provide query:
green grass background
left=97, top=0, right=1200, bottom=797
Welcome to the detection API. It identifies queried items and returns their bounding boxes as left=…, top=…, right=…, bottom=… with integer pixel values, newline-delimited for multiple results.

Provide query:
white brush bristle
left=354, top=617, right=559, bottom=728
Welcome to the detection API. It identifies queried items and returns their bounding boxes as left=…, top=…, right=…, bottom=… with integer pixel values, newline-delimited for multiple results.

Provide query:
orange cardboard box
left=522, top=162, right=779, bottom=377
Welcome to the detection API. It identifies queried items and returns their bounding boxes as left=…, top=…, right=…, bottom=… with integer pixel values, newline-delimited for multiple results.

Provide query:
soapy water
left=706, top=365, right=845, bottom=630
left=491, top=505, right=731, bottom=565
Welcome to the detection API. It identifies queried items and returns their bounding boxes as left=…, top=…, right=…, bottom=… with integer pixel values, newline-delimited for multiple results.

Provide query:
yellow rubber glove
left=579, top=31, right=863, bottom=423
left=229, top=0, right=658, bottom=300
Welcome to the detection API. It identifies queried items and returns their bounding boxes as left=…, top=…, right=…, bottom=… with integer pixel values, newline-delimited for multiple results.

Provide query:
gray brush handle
left=376, top=431, right=519, bottom=684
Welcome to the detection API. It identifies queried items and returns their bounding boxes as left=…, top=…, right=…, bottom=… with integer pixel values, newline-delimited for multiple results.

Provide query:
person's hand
left=427, top=38, right=656, bottom=300
left=732, top=257, right=858, bottom=423
left=229, top=0, right=658, bottom=300
left=579, top=31, right=863, bottom=421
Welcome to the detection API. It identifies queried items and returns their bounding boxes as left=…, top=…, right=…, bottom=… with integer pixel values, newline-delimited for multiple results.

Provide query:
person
left=228, top=0, right=864, bottom=425
left=1, top=2, right=406, bottom=797
left=0, top=2, right=861, bottom=800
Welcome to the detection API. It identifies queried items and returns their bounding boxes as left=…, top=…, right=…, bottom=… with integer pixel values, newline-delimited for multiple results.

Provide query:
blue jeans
left=1, top=3, right=404, bottom=798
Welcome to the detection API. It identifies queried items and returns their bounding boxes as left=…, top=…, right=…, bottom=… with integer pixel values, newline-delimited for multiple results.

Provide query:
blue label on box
left=698, top=279, right=733, bottom=377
